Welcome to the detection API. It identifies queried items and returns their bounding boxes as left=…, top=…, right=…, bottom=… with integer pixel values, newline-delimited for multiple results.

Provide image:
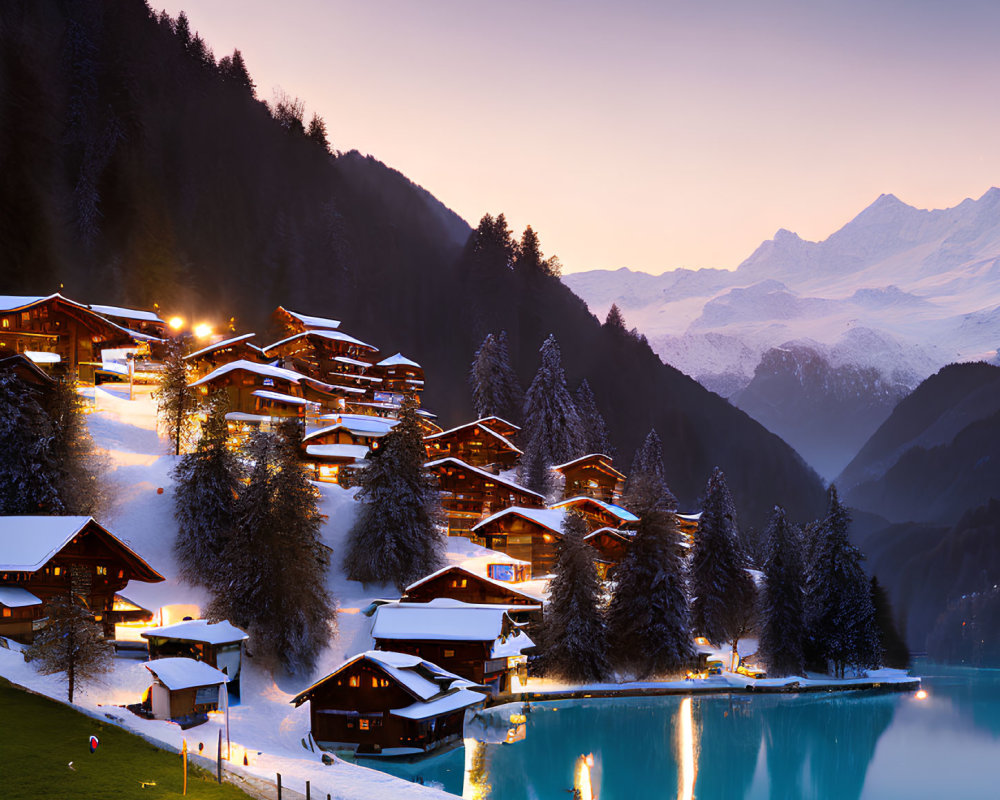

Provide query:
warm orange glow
left=915, top=689, right=928, bottom=700
left=168, top=316, right=184, bottom=331
left=193, top=323, right=213, bottom=339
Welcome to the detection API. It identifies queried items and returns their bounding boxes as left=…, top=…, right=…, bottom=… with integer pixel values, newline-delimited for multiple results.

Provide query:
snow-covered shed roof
left=403, top=565, right=544, bottom=604
left=423, top=421, right=522, bottom=454
left=391, top=687, right=486, bottom=721
left=290, top=650, right=481, bottom=708
left=551, top=496, right=640, bottom=523
left=377, top=353, right=421, bottom=369
left=262, top=329, right=376, bottom=354
left=371, top=599, right=533, bottom=648
left=88, top=304, right=165, bottom=324
left=0, top=517, right=163, bottom=581
left=184, top=333, right=261, bottom=360
left=472, top=506, right=566, bottom=534
left=145, top=657, right=229, bottom=690
left=251, top=389, right=318, bottom=406
left=189, top=359, right=313, bottom=389
left=305, top=444, right=369, bottom=460
left=0, top=586, right=42, bottom=608
left=306, top=415, right=398, bottom=439
left=278, top=308, right=341, bottom=330
left=424, top=458, right=545, bottom=501
left=141, top=619, right=248, bottom=645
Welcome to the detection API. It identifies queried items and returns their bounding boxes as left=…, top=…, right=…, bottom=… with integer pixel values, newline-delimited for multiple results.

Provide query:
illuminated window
left=96, top=565, right=107, bottom=576
left=460, top=579, right=467, bottom=588
left=371, top=676, right=380, bottom=688
left=2, top=608, right=10, bottom=618
left=349, top=675, right=360, bottom=688
left=444, top=649, right=455, bottom=658
left=359, top=719, right=369, bottom=731
left=1, top=319, right=8, bottom=328
left=52, top=566, right=61, bottom=576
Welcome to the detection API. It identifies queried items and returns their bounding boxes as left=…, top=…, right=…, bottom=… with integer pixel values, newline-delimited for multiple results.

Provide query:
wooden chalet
left=0, top=516, right=164, bottom=642
left=272, top=306, right=341, bottom=336
left=374, top=353, right=424, bottom=401
left=550, top=496, right=639, bottom=532
left=291, top=650, right=486, bottom=757
left=301, top=414, right=398, bottom=483
left=471, top=507, right=567, bottom=576
left=424, top=420, right=522, bottom=470
left=401, top=565, right=543, bottom=624
left=584, top=527, right=636, bottom=580
left=88, top=304, right=168, bottom=339
left=183, top=333, right=264, bottom=379
left=476, top=416, right=520, bottom=442
left=677, top=511, right=702, bottom=541
left=371, top=599, right=533, bottom=696
left=142, top=619, right=248, bottom=697
left=0, top=294, right=156, bottom=382
left=552, top=453, right=625, bottom=503
left=424, top=457, right=545, bottom=540
left=144, top=657, right=229, bottom=721
left=262, top=330, right=380, bottom=393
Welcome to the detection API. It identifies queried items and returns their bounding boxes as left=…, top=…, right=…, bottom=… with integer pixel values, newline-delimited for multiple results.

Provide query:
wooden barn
left=142, top=619, right=248, bottom=697
left=401, top=565, right=543, bottom=624
left=550, top=496, right=639, bottom=532
left=290, top=650, right=486, bottom=757
left=552, top=453, right=625, bottom=503
left=471, top=507, right=568, bottom=576
left=183, top=333, right=265, bottom=379
left=424, top=458, right=545, bottom=540
left=371, top=599, right=533, bottom=695
left=0, top=516, right=164, bottom=641
left=424, top=420, right=522, bottom=470
left=144, top=657, right=229, bottom=722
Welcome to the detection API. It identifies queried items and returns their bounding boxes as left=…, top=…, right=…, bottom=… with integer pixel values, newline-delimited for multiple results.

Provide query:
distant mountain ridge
left=565, top=189, right=1000, bottom=477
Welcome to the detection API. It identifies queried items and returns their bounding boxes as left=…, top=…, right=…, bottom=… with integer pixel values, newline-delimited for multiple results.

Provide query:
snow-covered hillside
left=565, top=188, right=1000, bottom=476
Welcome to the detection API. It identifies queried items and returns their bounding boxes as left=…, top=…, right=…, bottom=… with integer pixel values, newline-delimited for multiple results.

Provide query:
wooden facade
left=553, top=453, right=625, bottom=503
left=183, top=334, right=264, bottom=379
left=471, top=507, right=567, bottom=577
left=424, top=421, right=522, bottom=470
left=374, top=353, right=424, bottom=401
left=144, top=657, right=229, bottom=720
left=476, top=416, right=520, bottom=442
left=402, top=566, right=542, bottom=625
left=272, top=306, right=341, bottom=336
left=550, top=496, right=639, bottom=532
left=0, top=517, right=164, bottom=642
left=424, top=458, right=545, bottom=540
left=291, top=651, right=486, bottom=756
left=584, top=527, right=635, bottom=580
left=263, top=331, right=379, bottom=388
left=88, top=304, right=168, bottom=339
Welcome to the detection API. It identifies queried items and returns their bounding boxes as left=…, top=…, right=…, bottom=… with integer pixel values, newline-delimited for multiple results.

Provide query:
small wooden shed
left=144, top=657, right=229, bottom=721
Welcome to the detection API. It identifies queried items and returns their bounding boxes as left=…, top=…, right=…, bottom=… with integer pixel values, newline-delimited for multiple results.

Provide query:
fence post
left=217, top=730, right=222, bottom=783
left=306, top=780, right=311, bottom=800
left=277, top=772, right=282, bottom=800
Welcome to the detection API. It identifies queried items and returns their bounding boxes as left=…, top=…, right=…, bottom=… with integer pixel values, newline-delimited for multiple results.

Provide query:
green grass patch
left=0, top=677, right=254, bottom=799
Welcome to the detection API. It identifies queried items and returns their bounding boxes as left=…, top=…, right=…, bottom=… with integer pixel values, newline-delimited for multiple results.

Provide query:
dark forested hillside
left=0, top=0, right=826, bottom=525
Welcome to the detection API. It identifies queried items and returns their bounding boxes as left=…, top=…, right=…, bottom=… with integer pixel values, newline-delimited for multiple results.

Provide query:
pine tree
left=46, top=371, right=107, bottom=517
left=25, top=594, right=113, bottom=702
left=519, top=335, right=583, bottom=495
left=172, top=391, right=243, bottom=587
left=871, top=576, right=910, bottom=669
left=540, top=512, right=611, bottom=682
left=759, top=506, right=806, bottom=678
left=806, top=486, right=881, bottom=678
left=218, top=49, right=255, bottom=97
left=690, top=468, right=747, bottom=646
left=621, top=429, right=677, bottom=515
left=469, top=331, right=522, bottom=422
left=154, top=339, right=197, bottom=455
left=0, top=366, right=61, bottom=514
left=306, top=114, right=331, bottom=153
left=574, top=379, right=614, bottom=457
left=607, top=506, right=693, bottom=678
left=343, top=397, right=444, bottom=590
left=209, top=428, right=335, bottom=675
left=471, top=213, right=516, bottom=271
left=604, top=304, right=628, bottom=334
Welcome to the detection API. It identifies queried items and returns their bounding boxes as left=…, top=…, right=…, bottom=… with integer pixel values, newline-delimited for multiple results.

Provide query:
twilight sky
left=161, top=0, right=1000, bottom=274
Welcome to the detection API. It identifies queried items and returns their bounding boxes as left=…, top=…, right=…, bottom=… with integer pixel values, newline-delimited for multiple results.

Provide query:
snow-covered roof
left=305, top=444, right=369, bottom=460
left=424, top=458, right=545, bottom=501
left=333, top=355, right=373, bottom=368
left=309, top=414, right=398, bottom=437
left=0, top=294, right=162, bottom=342
left=377, top=353, right=421, bottom=369
left=251, top=389, right=318, bottom=406
left=677, top=511, right=703, bottom=522
left=183, top=333, right=260, bottom=360
left=551, top=496, right=640, bottom=523
left=423, top=422, right=522, bottom=454
left=584, top=526, right=636, bottom=542
left=145, top=657, right=229, bottom=690
left=279, top=308, right=341, bottom=330
left=141, top=619, right=248, bottom=645
left=551, top=453, right=625, bottom=479
left=371, top=599, right=532, bottom=646
left=225, top=412, right=271, bottom=423
left=477, top=416, right=521, bottom=432
left=0, top=517, right=163, bottom=581
left=471, top=506, right=566, bottom=534
left=0, top=585, right=42, bottom=608
left=390, top=687, right=485, bottom=721
left=88, top=304, right=165, bottom=324
left=403, top=565, right=544, bottom=603
left=189, top=359, right=312, bottom=388
left=262, top=329, right=377, bottom=354
left=491, top=630, right=533, bottom=659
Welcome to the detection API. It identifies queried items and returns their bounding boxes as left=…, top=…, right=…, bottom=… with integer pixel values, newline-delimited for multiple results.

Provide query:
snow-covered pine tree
left=172, top=390, right=243, bottom=587
left=690, top=467, right=747, bottom=645
left=0, top=365, right=61, bottom=514
left=805, top=486, right=881, bottom=678
left=574, top=379, right=614, bottom=457
left=469, top=330, right=522, bottom=422
left=343, top=396, right=444, bottom=590
left=25, top=593, right=113, bottom=702
left=607, top=505, right=693, bottom=678
left=540, top=511, right=611, bottom=682
left=46, top=371, right=107, bottom=517
left=621, top=428, right=677, bottom=515
left=209, top=428, right=335, bottom=675
left=519, top=334, right=583, bottom=495
left=154, top=338, right=197, bottom=455
left=759, top=506, right=806, bottom=678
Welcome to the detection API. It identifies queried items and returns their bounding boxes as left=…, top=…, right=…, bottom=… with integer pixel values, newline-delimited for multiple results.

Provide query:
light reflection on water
left=371, top=663, right=1000, bottom=799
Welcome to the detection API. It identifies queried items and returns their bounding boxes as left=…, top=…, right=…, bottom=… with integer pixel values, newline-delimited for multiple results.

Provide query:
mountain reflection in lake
left=370, top=664, right=1000, bottom=799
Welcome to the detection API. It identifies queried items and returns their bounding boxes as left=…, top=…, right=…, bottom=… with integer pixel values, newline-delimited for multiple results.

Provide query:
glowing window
left=96, top=565, right=107, bottom=576
left=349, top=675, right=360, bottom=688
left=444, top=649, right=455, bottom=658
left=53, top=566, right=61, bottom=576
left=2, top=608, right=10, bottom=618
left=359, top=719, right=369, bottom=731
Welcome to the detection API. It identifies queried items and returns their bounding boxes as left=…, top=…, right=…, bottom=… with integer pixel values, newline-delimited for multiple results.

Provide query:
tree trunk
left=67, top=624, right=76, bottom=703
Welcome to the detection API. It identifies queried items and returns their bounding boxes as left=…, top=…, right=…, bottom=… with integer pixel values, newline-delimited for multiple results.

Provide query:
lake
left=370, top=663, right=1000, bottom=799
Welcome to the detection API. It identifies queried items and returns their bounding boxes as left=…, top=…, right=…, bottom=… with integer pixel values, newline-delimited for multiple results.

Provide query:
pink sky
left=160, top=0, right=1000, bottom=273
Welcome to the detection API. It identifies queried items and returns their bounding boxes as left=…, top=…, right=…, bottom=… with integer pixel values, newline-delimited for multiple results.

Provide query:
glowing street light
left=193, top=323, right=213, bottom=339
left=168, top=316, right=184, bottom=331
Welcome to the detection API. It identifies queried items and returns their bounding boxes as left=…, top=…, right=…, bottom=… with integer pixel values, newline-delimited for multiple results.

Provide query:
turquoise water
left=371, top=664, right=1000, bottom=799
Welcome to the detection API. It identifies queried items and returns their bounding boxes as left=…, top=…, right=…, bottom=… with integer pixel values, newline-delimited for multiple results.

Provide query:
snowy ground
left=0, top=385, right=917, bottom=799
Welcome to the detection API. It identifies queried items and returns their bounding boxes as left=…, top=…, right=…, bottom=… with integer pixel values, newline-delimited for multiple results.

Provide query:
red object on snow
left=89, top=735, right=99, bottom=754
